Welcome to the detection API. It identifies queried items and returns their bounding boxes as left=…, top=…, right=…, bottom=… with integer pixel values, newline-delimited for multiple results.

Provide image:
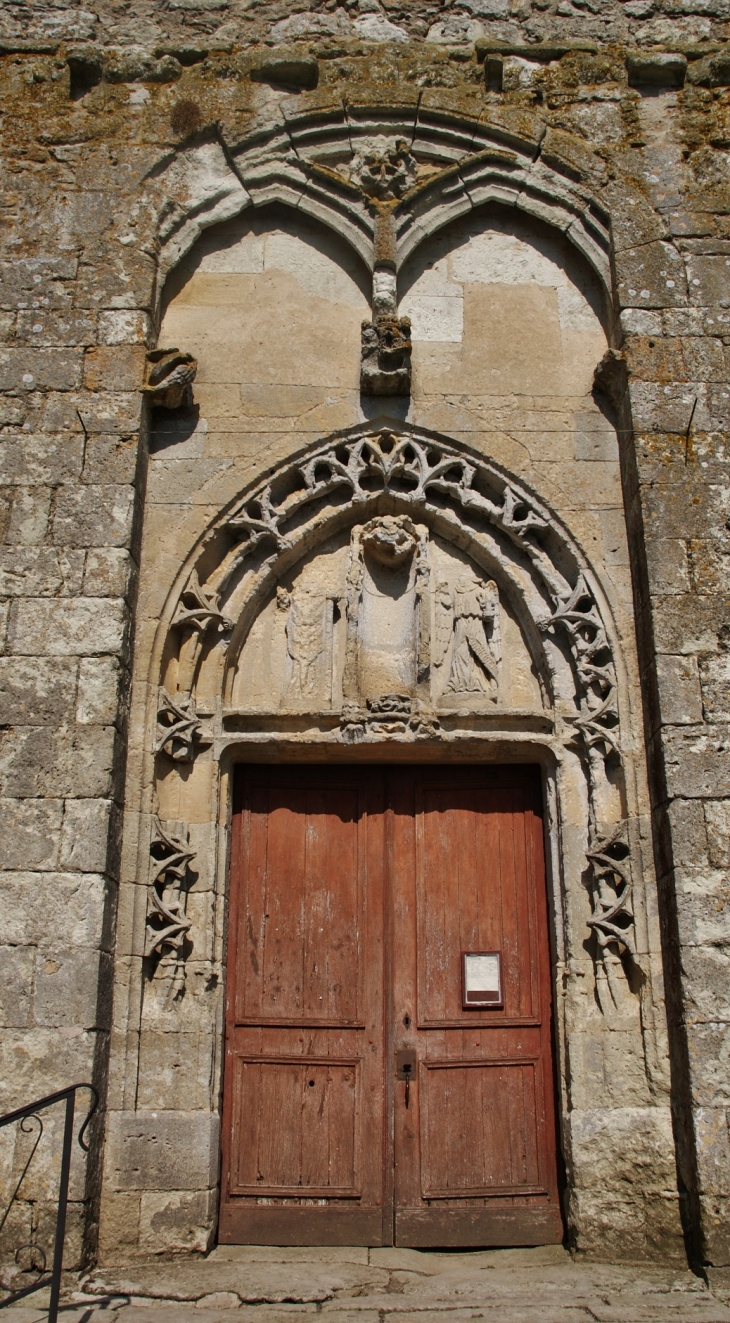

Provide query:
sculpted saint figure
left=436, top=577, right=501, bottom=697
left=285, top=585, right=326, bottom=698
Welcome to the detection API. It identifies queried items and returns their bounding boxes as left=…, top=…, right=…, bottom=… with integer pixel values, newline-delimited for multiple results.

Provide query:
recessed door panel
left=235, top=784, right=363, bottom=1025
left=229, top=1056, right=361, bottom=1197
left=419, top=1060, right=544, bottom=1198
left=391, top=766, right=562, bottom=1247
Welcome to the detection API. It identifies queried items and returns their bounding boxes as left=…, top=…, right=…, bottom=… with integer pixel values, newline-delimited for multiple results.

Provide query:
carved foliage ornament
left=586, top=820, right=634, bottom=957
left=173, top=569, right=233, bottom=635
left=155, top=687, right=208, bottom=762
left=145, top=819, right=196, bottom=962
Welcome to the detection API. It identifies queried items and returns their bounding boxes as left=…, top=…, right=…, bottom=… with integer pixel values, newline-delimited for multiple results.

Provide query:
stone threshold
left=4, top=1245, right=730, bottom=1323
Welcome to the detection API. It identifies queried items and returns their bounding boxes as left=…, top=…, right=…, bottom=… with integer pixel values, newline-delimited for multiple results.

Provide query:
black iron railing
left=0, top=1084, right=98, bottom=1323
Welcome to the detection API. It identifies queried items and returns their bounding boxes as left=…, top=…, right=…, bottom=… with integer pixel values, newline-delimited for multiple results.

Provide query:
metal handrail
left=0, top=1083, right=98, bottom=1323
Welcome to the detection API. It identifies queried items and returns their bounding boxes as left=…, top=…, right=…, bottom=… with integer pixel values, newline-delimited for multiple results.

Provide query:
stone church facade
left=1, top=0, right=729, bottom=1286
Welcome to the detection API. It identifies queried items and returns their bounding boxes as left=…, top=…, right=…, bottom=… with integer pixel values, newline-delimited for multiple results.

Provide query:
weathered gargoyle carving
left=143, top=347, right=197, bottom=409
left=360, top=316, right=412, bottom=396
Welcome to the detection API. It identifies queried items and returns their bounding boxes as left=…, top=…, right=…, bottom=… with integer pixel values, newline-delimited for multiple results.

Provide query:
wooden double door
left=220, top=764, right=563, bottom=1247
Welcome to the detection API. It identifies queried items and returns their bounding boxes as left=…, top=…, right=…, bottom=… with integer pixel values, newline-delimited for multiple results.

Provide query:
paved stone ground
left=4, top=1246, right=730, bottom=1323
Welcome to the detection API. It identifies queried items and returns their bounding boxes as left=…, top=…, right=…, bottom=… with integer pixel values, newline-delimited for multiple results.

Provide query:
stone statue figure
left=282, top=585, right=327, bottom=699
left=435, top=577, right=501, bottom=698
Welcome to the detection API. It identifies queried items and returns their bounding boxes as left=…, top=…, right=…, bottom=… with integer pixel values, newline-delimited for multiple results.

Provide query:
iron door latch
left=396, top=1049, right=417, bottom=1107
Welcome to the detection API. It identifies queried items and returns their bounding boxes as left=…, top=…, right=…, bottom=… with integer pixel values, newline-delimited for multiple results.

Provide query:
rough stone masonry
left=0, top=0, right=730, bottom=1294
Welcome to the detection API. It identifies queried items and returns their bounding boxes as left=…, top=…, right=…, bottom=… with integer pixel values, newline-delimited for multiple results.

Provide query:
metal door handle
left=396, top=1049, right=416, bottom=1108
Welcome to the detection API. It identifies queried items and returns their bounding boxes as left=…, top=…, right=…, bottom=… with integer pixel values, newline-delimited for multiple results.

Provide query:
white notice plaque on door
left=462, top=951, right=502, bottom=1008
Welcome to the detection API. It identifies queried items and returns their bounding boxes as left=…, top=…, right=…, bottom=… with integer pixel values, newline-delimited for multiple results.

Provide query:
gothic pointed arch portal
left=109, top=411, right=676, bottom=1248
left=103, top=107, right=684, bottom=1257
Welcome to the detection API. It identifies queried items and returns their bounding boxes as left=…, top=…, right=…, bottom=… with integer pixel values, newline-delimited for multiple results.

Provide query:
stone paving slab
left=4, top=1247, right=730, bottom=1323
left=82, top=1262, right=390, bottom=1304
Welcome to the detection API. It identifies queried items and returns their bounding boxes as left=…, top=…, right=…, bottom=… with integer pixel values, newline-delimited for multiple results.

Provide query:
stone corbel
left=143, top=347, right=197, bottom=409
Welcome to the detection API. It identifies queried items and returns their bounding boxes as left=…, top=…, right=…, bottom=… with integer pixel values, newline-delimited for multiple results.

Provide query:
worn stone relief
left=436, top=578, right=501, bottom=701
left=360, top=315, right=412, bottom=396
left=143, top=347, right=198, bottom=409
left=277, top=584, right=337, bottom=708
left=347, top=137, right=418, bottom=202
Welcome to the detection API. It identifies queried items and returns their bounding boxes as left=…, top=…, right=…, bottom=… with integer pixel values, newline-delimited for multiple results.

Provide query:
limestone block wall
left=0, top=17, right=727, bottom=1277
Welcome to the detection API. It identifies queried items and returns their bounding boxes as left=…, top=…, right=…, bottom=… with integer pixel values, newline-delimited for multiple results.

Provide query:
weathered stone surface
left=59, top=798, right=112, bottom=871
left=33, top=947, right=111, bottom=1029
left=0, top=656, right=77, bottom=724
left=654, top=653, right=704, bottom=726
left=52, top=484, right=135, bottom=548
left=0, top=796, right=62, bottom=869
left=76, top=655, right=123, bottom=724
left=105, top=1112, right=220, bottom=1191
left=0, top=944, right=34, bottom=1027
left=0, top=871, right=108, bottom=949
left=86, top=1261, right=390, bottom=1303
left=0, top=432, right=84, bottom=485
left=0, top=547, right=85, bottom=597
left=8, top=598, right=126, bottom=655
left=0, top=725, right=117, bottom=797
left=0, top=348, right=83, bottom=391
